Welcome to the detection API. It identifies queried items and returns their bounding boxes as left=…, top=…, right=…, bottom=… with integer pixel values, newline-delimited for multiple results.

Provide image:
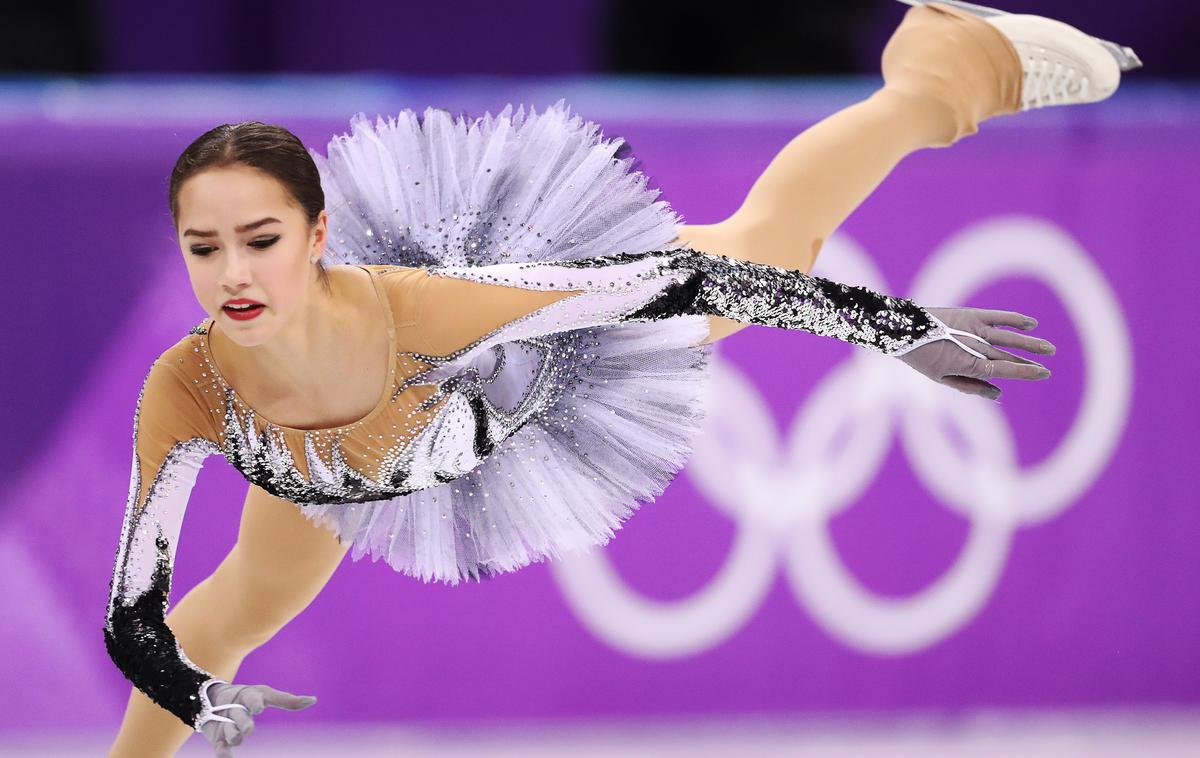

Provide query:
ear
left=309, top=210, right=329, bottom=257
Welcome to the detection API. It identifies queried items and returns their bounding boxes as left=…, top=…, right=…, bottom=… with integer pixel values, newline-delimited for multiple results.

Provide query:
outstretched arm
left=408, top=248, right=1051, bottom=401
left=104, top=359, right=228, bottom=732
left=410, top=247, right=960, bottom=362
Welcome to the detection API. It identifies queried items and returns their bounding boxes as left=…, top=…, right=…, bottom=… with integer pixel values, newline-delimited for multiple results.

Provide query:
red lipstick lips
left=222, top=298, right=266, bottom=321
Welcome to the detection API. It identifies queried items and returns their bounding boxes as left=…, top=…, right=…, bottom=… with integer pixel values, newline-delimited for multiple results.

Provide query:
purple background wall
left=0, top=75, right=1196, bottom=733
left=88, top=1, right=1199, bottom=78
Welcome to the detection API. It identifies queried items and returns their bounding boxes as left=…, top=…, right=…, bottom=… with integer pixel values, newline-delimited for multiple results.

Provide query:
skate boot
left=896, top=0, right=1142, bottom=112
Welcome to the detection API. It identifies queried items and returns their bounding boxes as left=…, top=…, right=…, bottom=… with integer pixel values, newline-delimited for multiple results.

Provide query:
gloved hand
left=895, top=306, right=1056, bottom=400
left=199, top=680, right=317, bottom=756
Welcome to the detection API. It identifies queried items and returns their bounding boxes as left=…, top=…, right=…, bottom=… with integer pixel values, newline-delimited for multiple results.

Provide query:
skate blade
left=894, top=0, right=1144, bottom=72
left=1095, top=39, right=1143, bottom=72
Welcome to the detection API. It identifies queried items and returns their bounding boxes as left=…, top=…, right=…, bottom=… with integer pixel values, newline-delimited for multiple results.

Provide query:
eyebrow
left=183, top=217, right=282, bottom=238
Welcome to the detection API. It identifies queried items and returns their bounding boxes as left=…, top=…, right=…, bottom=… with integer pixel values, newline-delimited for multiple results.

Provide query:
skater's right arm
left=103, top=358, right=229, bottom=733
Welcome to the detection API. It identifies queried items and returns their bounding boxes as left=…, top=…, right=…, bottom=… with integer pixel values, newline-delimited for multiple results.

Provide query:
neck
left=215, top=268, right=355, bottom=402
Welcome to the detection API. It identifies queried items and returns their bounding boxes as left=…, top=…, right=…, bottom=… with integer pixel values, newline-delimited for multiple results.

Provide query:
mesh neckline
left=199, top=265, right=399, bottom=435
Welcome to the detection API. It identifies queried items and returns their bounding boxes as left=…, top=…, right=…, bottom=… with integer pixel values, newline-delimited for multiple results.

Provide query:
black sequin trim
left=104, top=532, right=211, bottom=728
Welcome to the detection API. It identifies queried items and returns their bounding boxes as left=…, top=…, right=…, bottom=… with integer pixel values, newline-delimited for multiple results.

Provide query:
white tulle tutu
left=301, top=98, right=715, bottom=584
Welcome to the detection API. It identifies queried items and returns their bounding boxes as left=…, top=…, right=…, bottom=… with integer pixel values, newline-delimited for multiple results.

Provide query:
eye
left=189, top=235, right=279, bottom=257
left=250, top=235, right=281, bottom=249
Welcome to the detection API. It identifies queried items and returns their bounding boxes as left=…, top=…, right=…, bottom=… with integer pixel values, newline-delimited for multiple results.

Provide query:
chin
left=228, top=331, right=272, bottom=348
left=217, top=312, right=273, bottom=345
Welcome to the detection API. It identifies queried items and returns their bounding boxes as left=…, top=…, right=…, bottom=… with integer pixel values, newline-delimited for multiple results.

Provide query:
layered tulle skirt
left=300, top=98, right=714, bottom=584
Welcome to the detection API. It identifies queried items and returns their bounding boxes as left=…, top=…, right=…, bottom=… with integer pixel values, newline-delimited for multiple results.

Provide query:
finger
left=980, top=326, right=1056, bottom=356
left=225, top=704, right=255, bottom=737
left=984, top=357, right=1051, bottom=381
left=240, top=689, right=266, bottom=715
left=262, top=687, right=318, bottom=710
left=222, top=719, right=239, bottom=747
left=962, top=339, right=1049, bottom=379
left=940, top=374, right=1000, bottom=399
left=977, top=341, right=1047, bottom=369
left=214, top=733, right=235, bottom=758
left=979, top=309, right=1038, bottom=330
left=231, top=710, right=258, bottom=738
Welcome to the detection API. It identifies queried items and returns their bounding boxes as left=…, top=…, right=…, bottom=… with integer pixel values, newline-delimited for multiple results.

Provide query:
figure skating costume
left=104, top=100, right=988, bottom=731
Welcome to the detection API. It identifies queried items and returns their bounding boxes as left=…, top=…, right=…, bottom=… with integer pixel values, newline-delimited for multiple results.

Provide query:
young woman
left=103, top=2, right=1139, bottom=755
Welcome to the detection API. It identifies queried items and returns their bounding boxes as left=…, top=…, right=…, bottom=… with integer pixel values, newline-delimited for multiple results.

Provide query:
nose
left=218, top=248, right=252, bottom=290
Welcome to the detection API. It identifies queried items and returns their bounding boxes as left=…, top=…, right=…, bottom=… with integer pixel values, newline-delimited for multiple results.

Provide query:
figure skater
left=103, top=2, right=1141, bottom=755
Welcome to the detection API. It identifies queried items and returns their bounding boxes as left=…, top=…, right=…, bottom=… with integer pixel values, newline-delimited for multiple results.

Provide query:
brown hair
left=168, top=121, right=332, bottom=293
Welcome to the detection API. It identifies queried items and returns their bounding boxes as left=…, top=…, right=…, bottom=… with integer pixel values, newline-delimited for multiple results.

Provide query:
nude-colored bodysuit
left=103, top=264, right=522, bottom=733
left=105, top=248, right=969, bottom=731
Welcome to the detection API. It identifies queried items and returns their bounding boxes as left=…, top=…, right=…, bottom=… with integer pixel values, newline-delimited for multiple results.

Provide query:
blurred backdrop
left=1, top=1, right=1198, bottom=755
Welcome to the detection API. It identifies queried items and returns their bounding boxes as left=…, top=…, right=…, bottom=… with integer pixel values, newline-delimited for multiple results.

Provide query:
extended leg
left=106, top=485, right=351, bottom=758
left=679, top=2, right=1022, bottom=344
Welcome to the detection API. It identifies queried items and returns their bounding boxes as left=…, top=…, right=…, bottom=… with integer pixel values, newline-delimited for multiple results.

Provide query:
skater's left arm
left=410, top=249, right=1052, bottom=400
left=411, top=247, right=953, bottom=361
left=670, top=219, right=762, bottom=344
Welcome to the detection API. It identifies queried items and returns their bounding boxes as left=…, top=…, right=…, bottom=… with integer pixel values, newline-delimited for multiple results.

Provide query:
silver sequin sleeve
left=422, top=246, right=950, bottom=357
left=103, top=360, right=228, bottom=732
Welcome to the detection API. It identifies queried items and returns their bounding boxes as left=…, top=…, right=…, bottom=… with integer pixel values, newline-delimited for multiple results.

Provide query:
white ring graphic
left=550, top=217, right=1132, bottom=657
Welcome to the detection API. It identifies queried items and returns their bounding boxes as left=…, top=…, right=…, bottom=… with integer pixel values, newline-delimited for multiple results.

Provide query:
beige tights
left=683, top=2, right=1023, bottom=343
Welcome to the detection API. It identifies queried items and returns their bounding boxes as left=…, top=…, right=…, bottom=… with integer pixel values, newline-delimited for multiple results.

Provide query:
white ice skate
left=896, top=0, right=1143, bottom=111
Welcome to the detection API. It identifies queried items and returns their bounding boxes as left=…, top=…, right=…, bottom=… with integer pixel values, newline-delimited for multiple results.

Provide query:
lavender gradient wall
left=0, top=77, right=1195, bottom=734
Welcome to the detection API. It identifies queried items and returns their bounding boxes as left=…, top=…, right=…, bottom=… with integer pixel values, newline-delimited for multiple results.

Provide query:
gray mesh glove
left=895, top=307, right=1056, bottom=400
left=198, top=680, right=317, bottom=756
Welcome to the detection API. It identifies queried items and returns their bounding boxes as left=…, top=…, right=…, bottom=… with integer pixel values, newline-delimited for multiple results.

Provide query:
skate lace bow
left=1024, top=49, right=1090, bottom=107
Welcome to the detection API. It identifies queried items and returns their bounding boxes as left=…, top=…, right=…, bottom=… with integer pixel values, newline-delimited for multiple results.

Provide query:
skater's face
left=175, top=163, right=328, bottom=347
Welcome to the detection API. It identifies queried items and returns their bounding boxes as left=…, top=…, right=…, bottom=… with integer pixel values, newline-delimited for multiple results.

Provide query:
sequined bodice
left=200, top=336, right=458, bottom=503
left=167, top=265, right=488, bottom=505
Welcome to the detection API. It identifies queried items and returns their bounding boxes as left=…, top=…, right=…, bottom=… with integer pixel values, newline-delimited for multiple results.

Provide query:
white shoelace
left=1023, top=50, right=1092, bottom=108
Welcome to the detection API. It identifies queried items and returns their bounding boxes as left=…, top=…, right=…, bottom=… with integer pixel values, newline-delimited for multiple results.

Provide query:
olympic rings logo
left=549, top=216, right=1132, bottom=657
